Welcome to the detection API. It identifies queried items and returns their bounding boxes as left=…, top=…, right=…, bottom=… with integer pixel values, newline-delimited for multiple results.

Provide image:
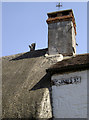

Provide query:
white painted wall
left=52, top=70, right=88, bottom=118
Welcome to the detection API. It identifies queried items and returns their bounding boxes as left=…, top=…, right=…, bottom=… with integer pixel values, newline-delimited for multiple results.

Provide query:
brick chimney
left=46, top=9, right=76, bottom=56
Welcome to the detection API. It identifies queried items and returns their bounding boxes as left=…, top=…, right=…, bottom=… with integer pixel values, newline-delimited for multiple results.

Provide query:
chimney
left=46, top=9, right=76, bottom=56
left=29, top=43, right=36, bottom=51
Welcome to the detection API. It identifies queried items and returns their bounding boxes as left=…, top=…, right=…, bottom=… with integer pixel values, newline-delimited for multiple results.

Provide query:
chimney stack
left=29, top=43, right=36, bottom=51
left=46, top=9, right=76, bottom=56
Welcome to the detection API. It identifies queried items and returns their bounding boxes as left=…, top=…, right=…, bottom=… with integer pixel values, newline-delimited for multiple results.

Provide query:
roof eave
left=46, top=63, right=89, bottom=75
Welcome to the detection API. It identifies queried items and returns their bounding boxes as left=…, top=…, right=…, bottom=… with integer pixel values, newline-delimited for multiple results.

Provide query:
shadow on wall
left=10, top=48, right=48, bottom=61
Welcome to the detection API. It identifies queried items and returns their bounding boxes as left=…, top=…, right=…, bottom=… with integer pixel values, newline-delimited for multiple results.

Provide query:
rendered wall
left=51, top=70, right=87, bottom=118
left=48, top=21, right=75, bottom=56
left=72, top=22, right=76, bottom=55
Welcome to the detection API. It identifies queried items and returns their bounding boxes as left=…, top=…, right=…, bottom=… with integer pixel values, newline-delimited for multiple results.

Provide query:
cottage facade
left=1, top=9, right=89, bottom=119
left=47, top=54, right=89, bottom=118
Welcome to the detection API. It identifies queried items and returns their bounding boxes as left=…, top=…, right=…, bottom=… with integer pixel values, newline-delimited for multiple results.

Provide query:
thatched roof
left=2, top=48, right=89, bottom=120
left=2, top=49, right=52, bottom=120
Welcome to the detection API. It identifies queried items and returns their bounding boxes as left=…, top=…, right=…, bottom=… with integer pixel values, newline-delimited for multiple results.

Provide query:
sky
left=2, top=2, right=87, bottom=56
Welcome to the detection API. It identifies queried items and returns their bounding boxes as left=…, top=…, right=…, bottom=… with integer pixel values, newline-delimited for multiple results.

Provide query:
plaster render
left=38, top=88, right=52, bottom=118
left=72, top=22, right=76, bottom=55
left=48, top=21, right=75, bottom=56
left=52, top=70, right=87, bottom=118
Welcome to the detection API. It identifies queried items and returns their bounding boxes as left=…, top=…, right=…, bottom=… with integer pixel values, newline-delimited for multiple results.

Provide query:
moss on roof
left=2, top=49, right=52, bottom=119
left=2, top=48, right=89, bottom=119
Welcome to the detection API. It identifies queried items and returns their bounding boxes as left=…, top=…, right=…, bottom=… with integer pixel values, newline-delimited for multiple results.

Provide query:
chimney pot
left=29, top=43, right=36, bottom=51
